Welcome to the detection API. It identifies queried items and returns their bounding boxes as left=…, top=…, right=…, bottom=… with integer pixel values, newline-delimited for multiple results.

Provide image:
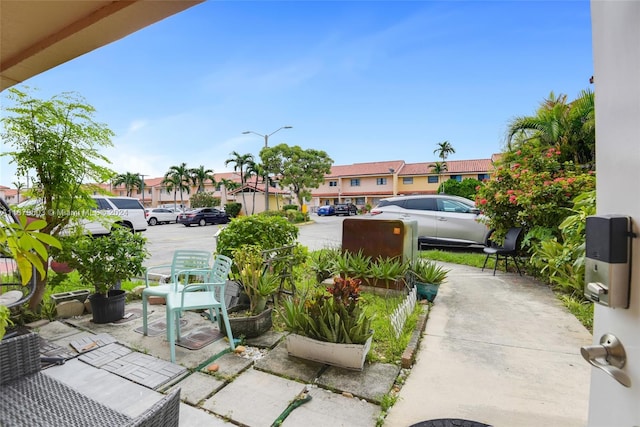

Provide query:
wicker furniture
left=0, top=332, right=180, bottom=426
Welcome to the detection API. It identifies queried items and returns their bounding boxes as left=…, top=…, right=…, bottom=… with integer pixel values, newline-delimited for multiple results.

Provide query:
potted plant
left=225, top=244, right=280, bottom=337
left=367, top=256, right=410, bottom=290
left=410, top=260, right=449, bottom=302
left=56, top=226, right=148, bottom=323
left=278, top=276, right=374, bottom=370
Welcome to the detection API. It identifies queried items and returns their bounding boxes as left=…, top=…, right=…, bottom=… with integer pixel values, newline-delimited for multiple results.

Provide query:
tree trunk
left=28, top=263, right=49, bottom=312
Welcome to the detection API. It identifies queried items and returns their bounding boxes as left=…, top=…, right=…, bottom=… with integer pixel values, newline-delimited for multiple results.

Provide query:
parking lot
left=142, top=214, right=346, bottom=268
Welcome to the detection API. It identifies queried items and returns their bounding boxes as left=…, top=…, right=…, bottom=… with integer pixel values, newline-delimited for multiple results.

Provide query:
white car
left=17, top=195, right=147, bottom=235
left=370, top=194, right=490, bottom=248
left=145, top=208, right=179, bottom=226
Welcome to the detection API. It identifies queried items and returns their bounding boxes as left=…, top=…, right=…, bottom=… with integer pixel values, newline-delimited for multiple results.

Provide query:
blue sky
left=0, top=0, right=594, bottom=187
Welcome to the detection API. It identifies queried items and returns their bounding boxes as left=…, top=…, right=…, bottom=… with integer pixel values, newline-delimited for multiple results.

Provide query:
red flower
left=509, top=195, right=517, bottom=204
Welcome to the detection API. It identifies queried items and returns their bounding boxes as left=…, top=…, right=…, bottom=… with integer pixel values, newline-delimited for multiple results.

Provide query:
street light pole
left=242, top=126, right=292, bottom=212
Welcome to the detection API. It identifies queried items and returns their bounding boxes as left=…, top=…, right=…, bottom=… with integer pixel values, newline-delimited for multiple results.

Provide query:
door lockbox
left=584, top=215, right=633, bottom=308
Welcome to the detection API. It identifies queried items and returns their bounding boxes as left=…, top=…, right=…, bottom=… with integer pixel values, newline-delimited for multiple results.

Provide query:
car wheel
left=199, top=219, right=206, bottom=226
left=148, top=217, right=158, bottom=226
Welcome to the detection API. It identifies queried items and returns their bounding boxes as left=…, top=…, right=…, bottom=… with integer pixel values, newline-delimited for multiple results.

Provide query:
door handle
left=581, top=333, right=631, bottom=387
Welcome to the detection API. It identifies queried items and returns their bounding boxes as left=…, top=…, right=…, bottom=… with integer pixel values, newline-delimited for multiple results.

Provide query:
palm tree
left=161, top=174, right=182, bottom=211
left=112, top=172, right=142, bottom=197
left=434, top=140, right=455, bottom=163
left=219, top=178, right=240, bottom=204
left=224, top=151, right=254, bottom=212
left=247, top=160, right=266, bottom=215
left=164, top=163, right=191, bottom=209
left=430, top=161, right=448, bottom=194
left=507, top=90, right=595, bottom=167
left=190, top=165, right=215, bottom=193
left=12, top=181, right=24, bottom=204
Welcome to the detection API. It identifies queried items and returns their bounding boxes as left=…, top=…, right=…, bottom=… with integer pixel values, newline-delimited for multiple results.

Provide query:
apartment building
left=1, top=155, right=497, bottom=212
left=310, top=155, right=498, bottom=210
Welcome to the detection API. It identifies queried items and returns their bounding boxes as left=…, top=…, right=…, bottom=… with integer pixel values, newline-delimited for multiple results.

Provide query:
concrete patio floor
left=34, top=300, right=403, bottom=426
left=27, top=261, right=592, bottom=427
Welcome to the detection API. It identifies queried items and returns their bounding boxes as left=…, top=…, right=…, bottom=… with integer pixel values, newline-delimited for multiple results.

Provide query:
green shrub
left=475, top=143, right=595, bottom=242
left=440, top=178, right=482, bottom=200
left=530, top=190, right=595, bottom=295
left=216, top=214, right=298, bottom=258
left=283, top=204, right=298, bottom=211
left=224, top=202, right=242, bottom=218
left=190, top=192, right=220, bottom=208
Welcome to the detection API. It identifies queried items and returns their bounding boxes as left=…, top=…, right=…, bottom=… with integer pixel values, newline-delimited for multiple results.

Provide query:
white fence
left=390, top=287, right=417, bottom=338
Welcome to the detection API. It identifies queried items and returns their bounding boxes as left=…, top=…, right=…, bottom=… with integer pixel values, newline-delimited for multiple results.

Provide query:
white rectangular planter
left=285, top=333, right=372, bottom=371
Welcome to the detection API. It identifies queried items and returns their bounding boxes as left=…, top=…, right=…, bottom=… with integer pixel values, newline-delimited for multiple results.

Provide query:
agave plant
left=277, top=276, right=373, bottom=345
left=411, top=260, right=449, bottom=285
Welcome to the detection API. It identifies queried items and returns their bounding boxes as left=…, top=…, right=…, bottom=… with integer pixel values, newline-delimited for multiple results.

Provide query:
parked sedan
left=317, top=205, right=335, bottom=216
left=370, top=194, right=489, bottom=248
left=177, top=208, right=230, bottom=226
left=145, top=208, right=179, bottom=226
left=334, top=203, right=358, bottom=216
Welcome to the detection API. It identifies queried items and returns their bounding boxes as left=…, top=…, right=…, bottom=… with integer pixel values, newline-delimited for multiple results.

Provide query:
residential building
left=310, top=155, right=498, bottom=210
left=1, top=155, right=498, bottom=212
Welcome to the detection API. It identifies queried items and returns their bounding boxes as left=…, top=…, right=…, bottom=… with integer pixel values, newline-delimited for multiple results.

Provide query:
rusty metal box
left=342, top=218, right=417, bottom=265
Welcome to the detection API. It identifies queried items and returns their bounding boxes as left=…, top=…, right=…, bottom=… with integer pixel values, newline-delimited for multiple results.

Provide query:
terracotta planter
left=285, top=333, right=372, bottom=370
left=361, top=277, right=406, bottom=291
left=221, top=306, right=273, bottom=338
left=50, top=260, right=74, bottom=274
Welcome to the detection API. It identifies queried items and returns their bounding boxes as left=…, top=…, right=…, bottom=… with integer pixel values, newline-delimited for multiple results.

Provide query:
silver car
left=370, top=194, right=490, bottom=248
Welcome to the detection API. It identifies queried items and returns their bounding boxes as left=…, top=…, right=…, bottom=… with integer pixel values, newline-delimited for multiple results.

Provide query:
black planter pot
left=89, top=289, right=126, bottom=324
left=221, top=306, right=273, bottom=338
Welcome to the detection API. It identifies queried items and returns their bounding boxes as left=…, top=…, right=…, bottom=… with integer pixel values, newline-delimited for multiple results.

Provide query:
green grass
left=418, top=248, right=594, bottom=331
left=419, top=248, right=487, bottom=268
left=363, top=291, right=420, bottom=363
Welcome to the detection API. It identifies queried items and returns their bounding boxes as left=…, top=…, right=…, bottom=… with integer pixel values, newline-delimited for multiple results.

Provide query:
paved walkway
left=384, top=263, right=592, bottom=427
left=33, top=262, right=592, bottom=426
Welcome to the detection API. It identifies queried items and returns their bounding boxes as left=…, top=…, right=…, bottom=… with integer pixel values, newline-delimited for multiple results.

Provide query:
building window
left=376, top=178, right=387, bottom=185
left=427, top=176, right=439, bottom=184
left=350, top=179, right=360, bottom=186
left=403, top=177, right=414, bottom=184
left=450, top=175, right=462, bottom=182
left=355, top=197, right=365, bottom=205
left=329, top=181, right=338, bottom=187
left=478, top=173, right=490, bottom=181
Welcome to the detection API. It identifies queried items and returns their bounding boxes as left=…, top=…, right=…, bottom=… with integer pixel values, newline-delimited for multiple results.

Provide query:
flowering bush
left=476, top=143, right=595, bottom=244
left=278, top=276, right=373, bottom=344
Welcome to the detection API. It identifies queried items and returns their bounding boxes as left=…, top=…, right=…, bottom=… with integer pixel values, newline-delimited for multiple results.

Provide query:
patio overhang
left=1, top=0, right=204, bottom=91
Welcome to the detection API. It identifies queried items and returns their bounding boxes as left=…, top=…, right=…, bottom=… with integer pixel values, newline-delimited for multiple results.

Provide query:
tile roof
left=326, top=160, right=406, bottom=178
left=399, top=158, right=495, bottom=176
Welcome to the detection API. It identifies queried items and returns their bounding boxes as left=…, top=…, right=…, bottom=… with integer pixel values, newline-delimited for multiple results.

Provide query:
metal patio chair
left=481, top=227, right=523, bottom=276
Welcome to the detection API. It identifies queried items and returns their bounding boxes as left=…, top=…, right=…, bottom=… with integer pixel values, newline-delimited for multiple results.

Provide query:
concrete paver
left=166, top=371, right=225, bottom=405
left=281, top=386, right=381, bottom=427
left=202, top=368, right=306, bottom=427
left=318, top=362, right=401, bottom=404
